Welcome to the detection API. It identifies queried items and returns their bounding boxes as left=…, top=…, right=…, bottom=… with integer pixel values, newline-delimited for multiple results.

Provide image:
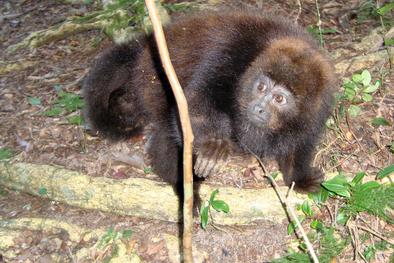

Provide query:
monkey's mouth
left=247, top=112, right=269, bottom=127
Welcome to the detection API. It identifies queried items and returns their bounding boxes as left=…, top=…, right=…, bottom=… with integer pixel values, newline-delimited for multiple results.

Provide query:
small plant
left=74, top=0, right=192, bottom=39
left=97, top=227, right=133, bottom=262
left=28, top=97, right=41, bottom=106
left=38, top=187, right=48, bottom=196
left=0, top=147, right=13, bottom=160
left=376, top=164, right=394, bottom=180
left=371, top=117, right=391, bottom=127
left=337, top=69, right=380, bottom=118
left=357, top=1, right=394, bottom=28
left=276, top=170, right=394, bottom=262
left=363, top=241, right=392, bottom=262
left=200, top=189, right=230, bottom=229
left=42, top=84, right=85, bottom=125
left=307, top=25, right=338, bottom=42
left=143, top=167, right=153, bottom=174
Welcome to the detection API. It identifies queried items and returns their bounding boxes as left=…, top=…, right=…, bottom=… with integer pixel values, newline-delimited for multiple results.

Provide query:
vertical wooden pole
left=144, top=1, right=194, bottom=262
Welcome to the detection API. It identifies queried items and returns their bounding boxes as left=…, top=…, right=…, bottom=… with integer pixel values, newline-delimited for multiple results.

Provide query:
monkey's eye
left=257, top=83, right=267, bottom=92
left=273, top=94, right=286, bottom=105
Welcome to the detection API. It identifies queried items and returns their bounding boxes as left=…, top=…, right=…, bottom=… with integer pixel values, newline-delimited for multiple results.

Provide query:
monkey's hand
left=287, top=167, right=325, bottom=193
left=194, top=139, right=231, bottom=178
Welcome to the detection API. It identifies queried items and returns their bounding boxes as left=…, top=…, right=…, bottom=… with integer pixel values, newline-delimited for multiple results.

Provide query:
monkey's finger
left=196, top=140, right=217, bottom=177
left=194, top=154, right=204, bottom=177
left=202, top=157, right=217, bottom=178
left=201, top=145, right=222, bottom=178
left=198, top=156, right=211, bottom=178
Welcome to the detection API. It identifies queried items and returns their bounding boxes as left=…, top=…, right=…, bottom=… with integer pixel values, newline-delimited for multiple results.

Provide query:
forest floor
left=0, top=0, right=393, bottom=262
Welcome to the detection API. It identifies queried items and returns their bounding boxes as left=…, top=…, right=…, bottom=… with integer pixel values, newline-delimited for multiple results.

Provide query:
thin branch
left=250, top=154, right=319, bottom=262
left=265, top=175, right=319, bottom=263
left=357, top=224, right=394, bottom=245
left=295, top=0, right=302, bottom=23
left=314, top=0, right=324, bottom=47
left=144, top=1, right=195, bottom=262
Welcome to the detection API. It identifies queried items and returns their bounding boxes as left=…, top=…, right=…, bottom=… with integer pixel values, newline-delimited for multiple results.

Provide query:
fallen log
left=0, top=162, right=327, bottom=224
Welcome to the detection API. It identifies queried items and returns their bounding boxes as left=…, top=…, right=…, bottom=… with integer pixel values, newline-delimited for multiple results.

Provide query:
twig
left=295, top=0, right=302, bottom=23
left=357, top=224, right=394, bottom=245
left=266, top=175, right=319, bottom=263
left=314, top=0, right=324, bottom=47
left=313, top=137, right=338, bottom=166
left=144, top=1, right=195, bottom=262
left=247, top=152, right=319, bottom=262
left=348, top=225, right=358, bottom=261
left=324, top=204, right=334, bottom=226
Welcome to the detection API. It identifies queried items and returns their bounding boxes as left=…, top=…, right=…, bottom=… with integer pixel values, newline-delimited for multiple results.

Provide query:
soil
left=0, top=0, right=393, bottom=262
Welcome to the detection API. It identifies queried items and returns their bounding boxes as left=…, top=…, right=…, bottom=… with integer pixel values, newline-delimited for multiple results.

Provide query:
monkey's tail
left=83, top=43, right=147, bottom=139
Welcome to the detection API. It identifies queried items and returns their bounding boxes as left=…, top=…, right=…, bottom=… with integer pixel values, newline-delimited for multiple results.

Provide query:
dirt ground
left=0, top=0, right=393, bottom=262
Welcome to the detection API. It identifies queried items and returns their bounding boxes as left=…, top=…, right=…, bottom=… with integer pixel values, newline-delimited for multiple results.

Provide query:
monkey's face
left=244, top=75, right=298, bottom=131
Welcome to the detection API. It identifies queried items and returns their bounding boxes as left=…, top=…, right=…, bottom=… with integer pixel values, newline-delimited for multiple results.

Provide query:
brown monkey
left=83, top=11, right=335, bottom=192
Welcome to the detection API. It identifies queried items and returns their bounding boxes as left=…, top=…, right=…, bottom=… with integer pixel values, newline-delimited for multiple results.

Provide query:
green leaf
left=390, top=142, right=394, bottom=153
left=56, top=92, right=85, bottom=112
left=43, top=107, right=63, bottom=117
left=301, top=200, right=313, bottom=217
left=299, top=242, right=308, bottom=252
left=287, top=216, right=305, bottom=235
left=0, top=148, right=13, bottom=160
left=338, top=104, right=346, bottom=118
left=322, top=182, right=351, bottom=198
left=310, top=219, right=324, bottom=232
left=344, top=86, right=357, bottom=100
left=384, top=38, right=394, bottom=47
left=336, top=211, right=350, bottom=225
left=361, top=93, right=373, bottom=102
left=321, top=28, right=338, bottom=34
left=377, top=164, right=394, bottom=179
left=322, top=174, right=350, bottom=198
left=67, top=115, right=84, bottom=125
left=352, top=73, right=363, bottom=83
left=54, top=84, right=62, bottom=93
left=200, top=204, right=209, bottom=229
left=209, top=189, right=219, bottom=204
left=377, top=2, right=394, bottom=16
left=351, top=172, right=366, bottom=186
left=122, top=229, right=132, bottom=240
left=143, top=167, right=152, bottom=174
left=309, top=187, right=329, bottom=205
left=361, top=70, right=371, bottom=86
left=363, top=245, right=376, bottom=261
left=38, top=187, right=47, bottom=196
left=28, top=97, right=41, bottom=106
left=363, top=80, right=380, bottom=93
left=287, top=221, right=296, bottom=235
left=357, top=181, right=380, bottom=192
left=211, top=200, right=230, bottom=213
left=270, top=171, right=280, bottom=179
left=348, top=105, right=361, bottom=117
left=343, top=79, right=357, bottom=90
left=371, top=117, right=390, bottom=127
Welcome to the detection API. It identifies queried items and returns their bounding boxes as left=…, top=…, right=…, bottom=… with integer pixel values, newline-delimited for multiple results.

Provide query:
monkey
left=83, top=10, right=335, bottom=193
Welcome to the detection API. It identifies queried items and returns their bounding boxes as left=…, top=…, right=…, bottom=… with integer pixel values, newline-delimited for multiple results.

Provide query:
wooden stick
left=144, top=1, right=195, bottom=262
left=266, top=176, right=320, bottom=263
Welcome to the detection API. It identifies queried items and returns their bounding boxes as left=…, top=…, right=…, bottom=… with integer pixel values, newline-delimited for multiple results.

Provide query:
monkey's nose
left=253, top=105, right=265, bottom=115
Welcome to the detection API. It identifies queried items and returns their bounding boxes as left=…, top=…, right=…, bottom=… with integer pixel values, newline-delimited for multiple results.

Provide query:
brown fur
left=83, top=11, right=335, bottom=193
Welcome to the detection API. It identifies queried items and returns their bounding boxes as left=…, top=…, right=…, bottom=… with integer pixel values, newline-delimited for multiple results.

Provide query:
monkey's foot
left=194, top=139, right=231, bottom=178
left=288, top=167, right=325, bottom=193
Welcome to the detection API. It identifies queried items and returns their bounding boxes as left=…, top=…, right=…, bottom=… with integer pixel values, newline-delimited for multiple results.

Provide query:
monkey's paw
left=194, top=139, right=231, bottom=178
left=292, top=167, right=325, bottom=193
